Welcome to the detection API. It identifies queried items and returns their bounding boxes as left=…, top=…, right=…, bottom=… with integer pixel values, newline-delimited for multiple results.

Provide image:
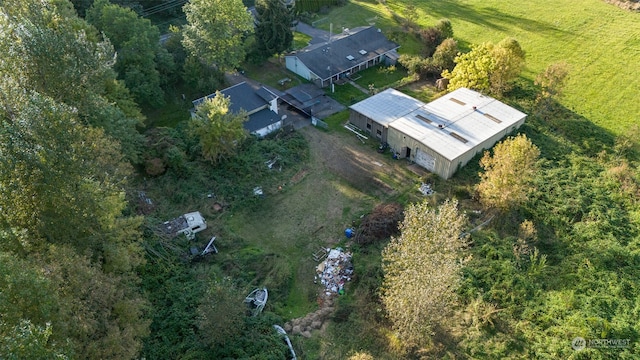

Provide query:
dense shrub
left=354, top=202, right=404, bottom=245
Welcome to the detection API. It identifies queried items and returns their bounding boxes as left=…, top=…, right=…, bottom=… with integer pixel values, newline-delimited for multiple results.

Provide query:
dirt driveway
left=299, top=124, right=423, bottom=199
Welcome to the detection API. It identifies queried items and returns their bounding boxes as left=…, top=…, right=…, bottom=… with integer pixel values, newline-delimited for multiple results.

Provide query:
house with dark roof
left=285, top=26, right=399, bottom=88
left=192, top=82, right=283, bottom=137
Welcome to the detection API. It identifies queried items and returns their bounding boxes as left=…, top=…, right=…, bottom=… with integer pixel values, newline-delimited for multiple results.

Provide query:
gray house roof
left=192, top=82, right=271, bottom=115
left=244, top=108, right=280, bottom=132
left=291, top=26, right=399, bottom=81
left=192, top=82, right=281, bottom=133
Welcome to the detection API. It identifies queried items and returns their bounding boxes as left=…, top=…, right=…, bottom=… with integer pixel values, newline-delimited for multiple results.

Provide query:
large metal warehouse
left=349, top=88, right=527, bottom=179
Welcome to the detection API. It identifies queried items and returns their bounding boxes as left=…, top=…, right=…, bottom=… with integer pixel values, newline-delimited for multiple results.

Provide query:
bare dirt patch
left=290, top=168, right=309, bottom=184
left=299, top=125, right=419, bottom=198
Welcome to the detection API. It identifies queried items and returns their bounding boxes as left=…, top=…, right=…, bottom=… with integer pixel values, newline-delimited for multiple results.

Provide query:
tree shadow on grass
left=415, top=1, right=572, bottom=38
left=507, top=79, right=617, bottom=160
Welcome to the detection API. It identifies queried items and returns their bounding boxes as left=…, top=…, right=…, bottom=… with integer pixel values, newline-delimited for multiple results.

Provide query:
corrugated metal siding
left=349, top=110, right=390, bottom=142
left=388, top=127, right=453, bottom=179
left=349, top=110, right=368, bottom=131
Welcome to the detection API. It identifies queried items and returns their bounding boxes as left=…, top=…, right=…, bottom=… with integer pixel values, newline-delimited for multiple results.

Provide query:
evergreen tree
left=255, top=0, right=294, bottom=57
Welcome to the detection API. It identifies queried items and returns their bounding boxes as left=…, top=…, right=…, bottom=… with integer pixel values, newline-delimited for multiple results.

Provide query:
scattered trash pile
left=418, top=182, right=435, bottom=196
left=284, top=248, right=353, bottom=338
left=315, top=248, right=353, bottom=298
left=284, top=248, right=354, bottom=338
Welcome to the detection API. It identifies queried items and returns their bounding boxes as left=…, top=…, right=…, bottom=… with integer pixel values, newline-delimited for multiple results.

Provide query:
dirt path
left=299, top=125, right=418, bottom=198
left=280, top=125, right=423, bottom=338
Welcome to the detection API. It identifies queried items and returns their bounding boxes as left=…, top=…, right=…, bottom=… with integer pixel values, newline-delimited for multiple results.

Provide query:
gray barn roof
left=291, top=26, right=399, bottom=80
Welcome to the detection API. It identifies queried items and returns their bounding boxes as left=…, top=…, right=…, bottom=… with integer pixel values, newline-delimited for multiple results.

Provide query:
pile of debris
left=283, top=299, right=335, bottom=338
left=314, top=248, right=353, bottom=299
left=418, top=182, right=435, bottom=196
left=284, top=248, right=353, bottom=338
left=161, top=211, right=207, bottom=240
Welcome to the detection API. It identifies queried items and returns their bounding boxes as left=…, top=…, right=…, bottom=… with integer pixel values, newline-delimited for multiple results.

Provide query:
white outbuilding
left=349, top=87, right=527, bottom=179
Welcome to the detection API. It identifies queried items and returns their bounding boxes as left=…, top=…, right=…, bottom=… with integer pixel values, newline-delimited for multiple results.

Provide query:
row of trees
left=0, top=0, right=150, bottom=358
left=398, top=17, right=527, bottom=97
left=65, top=0, right=294, bottom=109
left=399, top=19, right=459, bottom=80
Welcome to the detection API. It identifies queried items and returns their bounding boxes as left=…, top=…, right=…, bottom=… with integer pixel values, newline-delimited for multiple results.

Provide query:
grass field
left=319, top=0, right=640, bottom=135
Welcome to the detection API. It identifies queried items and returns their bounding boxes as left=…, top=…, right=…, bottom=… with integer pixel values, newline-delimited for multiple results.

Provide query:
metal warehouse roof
left=351, top=88, right=527, bottom=161
left=388, top=88, right=527, bottom=160
left=348, top=88, right=423, bottom=126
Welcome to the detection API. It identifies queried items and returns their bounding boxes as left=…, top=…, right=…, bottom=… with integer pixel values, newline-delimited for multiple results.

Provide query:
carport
left=280, top=84, right=345, bottom=119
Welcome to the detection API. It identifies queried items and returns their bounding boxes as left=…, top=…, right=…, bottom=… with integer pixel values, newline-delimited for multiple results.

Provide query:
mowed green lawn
left=323, top=0, right=640, bottom=135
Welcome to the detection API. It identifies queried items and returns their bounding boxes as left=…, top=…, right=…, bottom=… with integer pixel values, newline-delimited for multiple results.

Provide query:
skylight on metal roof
left=346, top=55, right=355, bottom=61
left=415, top=114, right=432, bottom=124
left=359, top=49, right=367, bottom=55
left=450, top=132, right=469, bottom=144
left=484, top=113, right=502, bottom=123
left=449, top=97, right=466, bottom=106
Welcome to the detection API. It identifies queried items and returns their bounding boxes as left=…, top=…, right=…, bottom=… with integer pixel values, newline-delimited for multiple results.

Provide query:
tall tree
left=435, top=18, right=453, bottom=40
left=0, top=0, right=144, bottom=162
left=443, top=38, right=525, bottom=96
left=489, top=37, right=526, bottom=95
left=442, top=42, right=495, bottom=92
left=87, top=0, right=174, bottom=107
left=189, top=93, right=248, bottom=163
left=182, top=0, right=253, bottom=71
left=535, top=61, right=570, bottom=115
left=477, top=134, right=540, bottom=211
left=255, top=0, right=294, bottom=57
left=432, top=38, right=458, bottom=73
left=381, top=200, right=468, bottom=349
